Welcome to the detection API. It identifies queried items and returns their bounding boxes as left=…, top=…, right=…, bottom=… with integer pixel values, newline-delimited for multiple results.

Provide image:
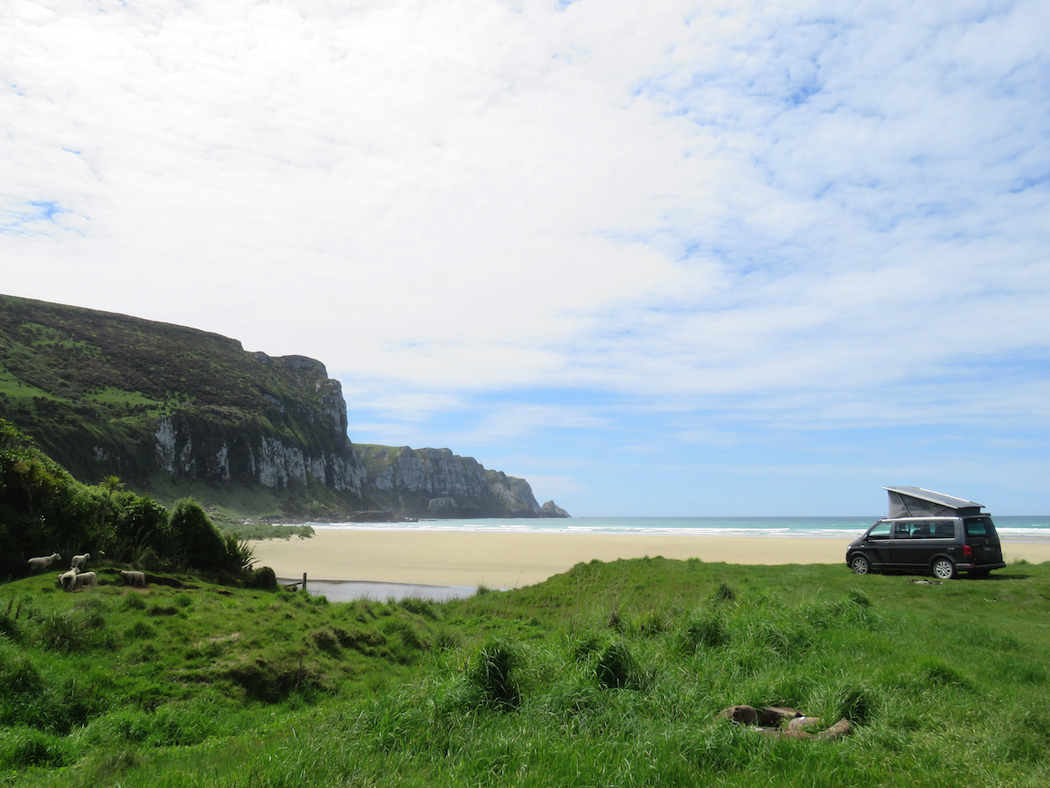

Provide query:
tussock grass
left=3, top=559, right=1050, bottom=786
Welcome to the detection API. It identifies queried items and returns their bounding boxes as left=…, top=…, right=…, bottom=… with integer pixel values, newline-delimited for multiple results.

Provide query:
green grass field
left=2, top=557, right=1049, bottom=787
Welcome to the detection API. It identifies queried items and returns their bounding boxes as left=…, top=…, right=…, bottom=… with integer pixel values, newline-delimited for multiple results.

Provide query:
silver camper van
left=846, top=486, right=1006, bottom=579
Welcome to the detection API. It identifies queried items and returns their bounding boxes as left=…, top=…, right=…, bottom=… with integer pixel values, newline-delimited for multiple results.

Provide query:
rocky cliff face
left=358, top=445, right=542, bottom=518
left=151, top=355, right=365, bottom=497
left=0, top=294, right=562, bottom=521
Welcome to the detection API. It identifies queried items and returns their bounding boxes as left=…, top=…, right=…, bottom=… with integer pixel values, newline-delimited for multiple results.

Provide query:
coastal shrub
left=111, top=493, right=170, bottom=563
left=246, top=565, right=278, bottom=590
left=226, top=533, right=256, bottom=572
left=168, top=498, right=231, bottom=570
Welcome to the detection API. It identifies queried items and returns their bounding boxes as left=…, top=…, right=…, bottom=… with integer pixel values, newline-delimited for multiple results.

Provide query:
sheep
left=70, top=571, right=97, bottom=591
left=70, top=553, right=91, bottom=570
left=28, top=553, right=61, bottom=573
left=58, top=567, right=79, bottom=592
left=120, top=570, right=146, bottom=587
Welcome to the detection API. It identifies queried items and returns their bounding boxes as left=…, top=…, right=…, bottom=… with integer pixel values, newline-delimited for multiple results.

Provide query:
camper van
left=846, top=486, right=1006, bottom=579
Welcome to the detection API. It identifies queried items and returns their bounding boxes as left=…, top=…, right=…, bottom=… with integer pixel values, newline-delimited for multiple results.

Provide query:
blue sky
left=2, top=0, right=1049, bottom=515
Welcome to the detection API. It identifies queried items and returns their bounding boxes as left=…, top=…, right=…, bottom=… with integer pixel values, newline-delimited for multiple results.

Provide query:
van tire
left=932, top=558, right=956, bottom=580
left=850, top=555, right=871, bottom=575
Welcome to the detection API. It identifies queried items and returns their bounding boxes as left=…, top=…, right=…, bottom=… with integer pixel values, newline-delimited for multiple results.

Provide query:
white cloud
left=2, top=0, right=1048, bottom=436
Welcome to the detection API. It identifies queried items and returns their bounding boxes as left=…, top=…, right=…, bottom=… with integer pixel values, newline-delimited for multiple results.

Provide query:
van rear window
left=965, top=517, right=997, bottom=537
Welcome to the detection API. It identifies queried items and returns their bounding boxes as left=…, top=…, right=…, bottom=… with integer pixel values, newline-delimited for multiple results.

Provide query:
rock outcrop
left=357, top=445, right=542, bottom=518
left=540, top=500, right=571, bottom=518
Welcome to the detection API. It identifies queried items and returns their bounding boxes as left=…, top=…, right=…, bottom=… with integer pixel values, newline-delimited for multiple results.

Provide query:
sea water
left=311, top=515, right=1050, bottom=543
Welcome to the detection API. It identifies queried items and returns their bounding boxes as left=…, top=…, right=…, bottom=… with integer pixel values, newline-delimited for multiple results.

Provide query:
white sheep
left=120, top=570, right=146, bottom=587
left=70, top=571, right=97, bottom=591
left=28, top=553, right=61, bottom=573
left=58, top=567, right=79, bottom=592
left=70, top=553, right=91, bottom=570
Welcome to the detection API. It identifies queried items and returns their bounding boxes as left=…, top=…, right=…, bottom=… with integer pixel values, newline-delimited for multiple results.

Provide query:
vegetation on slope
left=0, top=418, right=256, bottom=580
left=0, top=294, right=363, bottom=520
left=2, top=551, right=1049, bottom=786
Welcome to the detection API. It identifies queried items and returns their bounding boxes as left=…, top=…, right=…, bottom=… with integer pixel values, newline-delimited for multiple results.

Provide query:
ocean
left=311, top=515, right=1050, bottom=543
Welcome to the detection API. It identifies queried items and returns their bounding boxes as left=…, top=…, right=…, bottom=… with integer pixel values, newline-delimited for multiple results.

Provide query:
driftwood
left=718, top=705, right=853, bottom=740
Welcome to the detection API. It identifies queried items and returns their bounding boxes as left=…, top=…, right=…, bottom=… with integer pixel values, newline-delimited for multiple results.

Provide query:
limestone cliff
left=150, top=354, right=365, bottom=497
left=357, top=445, right=542, bottom=518
left=0, top=295, right=367, bottom=518
left=0, top=294, right=559, bottom=521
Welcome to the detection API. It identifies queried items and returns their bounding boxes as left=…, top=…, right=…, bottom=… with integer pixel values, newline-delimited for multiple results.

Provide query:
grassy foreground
left=2, top=556, right=1050, bottom=787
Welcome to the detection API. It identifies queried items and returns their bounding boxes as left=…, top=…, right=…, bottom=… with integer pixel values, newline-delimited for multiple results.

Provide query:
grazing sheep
left=58, top=567, right=79, bottom=592
left=28, top=553, right=61, bottom=573
left=70, top=571, right=97, bottom=591
left=120, top=570, right=146, bottom=587
left=70, top=553, right=91, bottom=570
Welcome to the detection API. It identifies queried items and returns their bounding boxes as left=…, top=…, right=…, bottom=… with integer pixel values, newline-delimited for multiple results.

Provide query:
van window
left=911, top=521, right=933, bottom=538
left=867, top=522, right=892, bottom=540
left=932, top=521, right=955, bottom=538
left=965, top=517, right=996, bottom=538
left=893, top=522, right=912, bottom=538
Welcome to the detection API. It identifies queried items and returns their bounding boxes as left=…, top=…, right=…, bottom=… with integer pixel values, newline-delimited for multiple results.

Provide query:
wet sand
left=249, top=529, right=1050, bottom=590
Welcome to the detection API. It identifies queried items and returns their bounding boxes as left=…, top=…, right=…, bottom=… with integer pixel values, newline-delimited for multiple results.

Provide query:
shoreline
left=249, top=529, right=1050, bottom=590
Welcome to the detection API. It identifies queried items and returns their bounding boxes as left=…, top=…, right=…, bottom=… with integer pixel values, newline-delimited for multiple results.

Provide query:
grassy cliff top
left=0, top=294, right=335, bottom=417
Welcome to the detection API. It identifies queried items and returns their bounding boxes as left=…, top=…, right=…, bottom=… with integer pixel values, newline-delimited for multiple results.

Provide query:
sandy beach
left=249, top=529, right=1050, bottom=590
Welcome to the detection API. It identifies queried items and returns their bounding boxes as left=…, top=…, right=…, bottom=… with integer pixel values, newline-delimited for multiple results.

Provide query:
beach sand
left=249, top=529, right=1050, bottom=590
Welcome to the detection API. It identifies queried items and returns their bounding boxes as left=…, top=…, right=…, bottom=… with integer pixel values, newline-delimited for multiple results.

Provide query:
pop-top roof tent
left=884, top=486, right=985, bottom=519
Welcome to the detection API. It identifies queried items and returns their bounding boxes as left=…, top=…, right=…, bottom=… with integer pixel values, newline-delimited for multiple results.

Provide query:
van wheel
left=932, top=558, right=956, bottom=580
left=850, top=555, right=871, bottom=575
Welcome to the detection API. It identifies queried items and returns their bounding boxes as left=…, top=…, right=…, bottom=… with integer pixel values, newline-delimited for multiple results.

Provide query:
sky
left=3, top=0, right=1049, bottom=516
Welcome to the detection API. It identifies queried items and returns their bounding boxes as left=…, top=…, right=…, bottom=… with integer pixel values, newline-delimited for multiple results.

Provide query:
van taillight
left=963, top=544, right=973, bottom=557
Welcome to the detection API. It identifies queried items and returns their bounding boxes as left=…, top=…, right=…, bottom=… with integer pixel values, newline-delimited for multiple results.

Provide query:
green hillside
left=0, top=294, right=365, bottom=520
left=2, top=552, right=1049, bottom=785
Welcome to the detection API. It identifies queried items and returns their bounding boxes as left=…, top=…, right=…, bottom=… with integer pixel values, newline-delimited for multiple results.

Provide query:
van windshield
left=964, top=517, right=997, bottom=538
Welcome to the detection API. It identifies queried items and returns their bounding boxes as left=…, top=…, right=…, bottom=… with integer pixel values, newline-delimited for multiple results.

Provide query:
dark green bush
left=247, top=565, right=278, bottom=590
left=168, top=498, right=231, bottom=570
